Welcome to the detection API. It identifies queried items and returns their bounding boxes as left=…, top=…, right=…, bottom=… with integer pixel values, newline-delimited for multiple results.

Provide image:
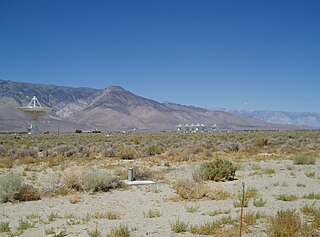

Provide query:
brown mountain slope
left=0, top=80, right=302, bottom=132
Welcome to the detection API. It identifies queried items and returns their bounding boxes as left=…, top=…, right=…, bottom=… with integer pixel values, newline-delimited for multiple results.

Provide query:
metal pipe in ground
left=128, top=168, right=134, bottom=181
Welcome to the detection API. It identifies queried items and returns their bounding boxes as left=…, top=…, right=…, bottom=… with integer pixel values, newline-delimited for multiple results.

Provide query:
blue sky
left=1, top=0, right=320, bottom=113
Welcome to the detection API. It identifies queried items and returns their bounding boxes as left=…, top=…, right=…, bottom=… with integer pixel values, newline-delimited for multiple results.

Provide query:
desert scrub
left=185, top=204, right=200, bottom=213
left=81, top=169, right=124, bottom=192
left=16, top=217, right=34, bottom=234
left=0, top=221, right=10, bottom=233
left=129, top=167, right=154, bottom=180
left=293, top=155, right=316, bottom=165
left=253, top=198, right=267, bottom=207
left=172, top=179, right=213, bottom=200
left=302, top=192, right=320, bottom=200
left=87, top=224, right=101, bottom=237
left=107, top=224, right=130, bottom=237
left=255, top=137, right=268, bottom=147
left=15, top=184, right=41, bottom=201
left=40, top=168, right=124, bottom=195
left=267, top=210, right=301, bottom=237
left=234, top=187, right=260, bottom=207
left=144, top=145, right=164, bottom=156
left=220, top=142, right=240, bottom=152
left=193, top=159, right=237, bottom=182
left=92, top=212, right=121, bottom=220
left=143, top=209, right=162, bottom=218
left=116, top=145, right=139, bottom=159
left=276, top=194, right=298, bottom=201
left=0, top=173, right=23, bottom=203
left=305, top=171, right=315, bottom=178
left=190, top=216, right=237, bottom=236
left=170, top=219, right=188, bottom=233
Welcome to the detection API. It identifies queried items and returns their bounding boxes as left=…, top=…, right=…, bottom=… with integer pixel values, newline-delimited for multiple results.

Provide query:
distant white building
left=176, top=123, right=217, bottom=132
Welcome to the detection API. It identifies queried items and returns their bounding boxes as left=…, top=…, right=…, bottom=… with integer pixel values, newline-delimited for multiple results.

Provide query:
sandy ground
left=1, top=159, right=320, bottom=237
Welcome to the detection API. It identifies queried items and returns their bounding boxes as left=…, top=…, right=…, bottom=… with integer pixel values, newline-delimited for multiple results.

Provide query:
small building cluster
left=176, top=123, right=217, bottom=132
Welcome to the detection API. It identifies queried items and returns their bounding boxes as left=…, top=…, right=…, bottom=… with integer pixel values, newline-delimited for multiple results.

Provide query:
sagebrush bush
left=40, top=168, right=124, bottom=196
left=255, top=138, right=268, bottom=147
left=116, top=145, right=139, bottom=159
left=145, top=145, right=164, bottom=156
left=82, top=169, right=123, bottom=192
left=220, top=142, right=240, bottom=152
left=193, top=159, right=237, bottom=182
left=0, top=173, right=23, bottom=203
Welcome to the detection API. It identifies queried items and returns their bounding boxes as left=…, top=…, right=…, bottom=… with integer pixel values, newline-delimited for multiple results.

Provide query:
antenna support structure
left=17, top=96, right=52, bottom=134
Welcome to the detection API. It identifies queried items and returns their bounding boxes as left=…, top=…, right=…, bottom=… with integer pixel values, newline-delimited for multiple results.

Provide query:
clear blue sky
left=1, top=0, right=319, bottom=113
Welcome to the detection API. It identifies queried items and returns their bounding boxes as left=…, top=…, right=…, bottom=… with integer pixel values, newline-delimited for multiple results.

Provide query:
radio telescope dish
left=17, top=96, right=52, bottom=134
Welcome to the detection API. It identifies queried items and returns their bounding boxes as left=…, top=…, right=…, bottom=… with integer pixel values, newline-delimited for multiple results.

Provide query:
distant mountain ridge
left=0, top=79, right=304, bottom=132
left=214, top=109, right=320, bottom=128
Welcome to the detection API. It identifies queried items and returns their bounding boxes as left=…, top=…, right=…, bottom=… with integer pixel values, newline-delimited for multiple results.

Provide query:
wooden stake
left=239, top=182, right=245, bottom=237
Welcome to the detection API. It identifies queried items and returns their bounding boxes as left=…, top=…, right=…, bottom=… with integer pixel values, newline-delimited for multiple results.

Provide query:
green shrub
left=293, top=155, right=316, bottom=165
left=145, top=145, right=164, bottom=156
left=0, top=173, right=23, bottom=203
left=193, top=159, right=237, bottom=182
left=255, top=138, right=268, bottom=147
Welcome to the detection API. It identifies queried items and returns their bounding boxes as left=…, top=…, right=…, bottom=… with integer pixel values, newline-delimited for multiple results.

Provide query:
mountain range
left=214, top=109, right=320, bottom=129
left=0, top=80, right=307, bottom=132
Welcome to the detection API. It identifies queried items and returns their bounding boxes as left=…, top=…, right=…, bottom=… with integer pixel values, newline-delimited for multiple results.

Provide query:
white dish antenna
left=17, top=96, right=52, bottom=134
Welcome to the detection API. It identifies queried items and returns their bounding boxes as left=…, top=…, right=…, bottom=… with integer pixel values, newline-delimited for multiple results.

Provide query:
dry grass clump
left=190, top=216, right=238, bottom=236
left=293, top=155, right=316, bottom=165
left=143, top=209, right=162, bottom=218
left=267, top=209, right=301, bottom=237
left=170, top=219, right=189, bottom=233
left=172, top=179, right=214, bottom=200
left=301, top=204, right=320, bottom=235
left=193, top=159, right=237, bottom=182
left=302, top=192, right=320, bottom=200
left=233, top=187, right=260, bottom=208
left=172, top=179, right=231, bottom=200
left=107, top=224, right=131, bottom=237
left=0, top=221, right=10, bottom=233
left=276, top=194, right=299, bottom=201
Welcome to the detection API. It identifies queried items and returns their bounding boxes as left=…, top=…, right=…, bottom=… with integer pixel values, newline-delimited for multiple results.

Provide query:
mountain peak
left=104, top=86, right=126, bottom=92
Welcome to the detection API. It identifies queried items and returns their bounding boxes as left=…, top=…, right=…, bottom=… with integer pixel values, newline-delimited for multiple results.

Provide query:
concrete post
left=128, top=168, right=134, bottom=181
